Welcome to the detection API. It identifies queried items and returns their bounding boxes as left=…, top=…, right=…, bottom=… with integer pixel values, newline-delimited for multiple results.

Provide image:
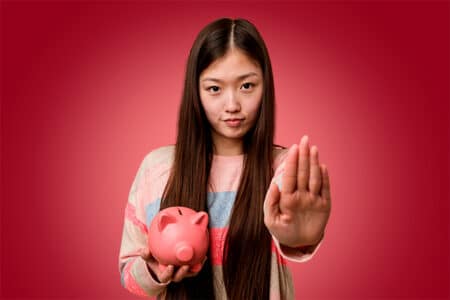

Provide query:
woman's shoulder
left=142, top=144, right=175, bottom=168
left=140, top=144, right=287, bottom=168
left=273, top=144, right=289, bottom=170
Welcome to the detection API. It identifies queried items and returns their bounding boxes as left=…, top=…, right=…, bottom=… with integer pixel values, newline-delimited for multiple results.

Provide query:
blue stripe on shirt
left=145, top=191, right=236, bottom=228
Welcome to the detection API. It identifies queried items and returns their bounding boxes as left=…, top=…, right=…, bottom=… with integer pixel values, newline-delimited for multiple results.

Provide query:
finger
left=320, top=164, right=331, bottom=201
left=282, top=144, right=299, bottom=194
left=188, top=256, right=208, bottom=274
left=139, top=248, right=152, bottom=261
left=172, top=265, right=190, bottom=282
left=263, top=182, right=281, bottom=224
left=158, top=264, right=175, bottom=283
left=308, top=145, right=322, bottom=195
left=297, top=135, right=310, bottom=192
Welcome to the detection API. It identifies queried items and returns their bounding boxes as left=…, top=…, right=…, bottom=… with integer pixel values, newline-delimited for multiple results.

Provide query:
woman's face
left=199, top=48, right=263, bottom=152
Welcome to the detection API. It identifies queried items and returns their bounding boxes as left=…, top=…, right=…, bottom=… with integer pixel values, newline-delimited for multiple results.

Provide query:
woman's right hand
left=139, top=248, right=205, bottom=283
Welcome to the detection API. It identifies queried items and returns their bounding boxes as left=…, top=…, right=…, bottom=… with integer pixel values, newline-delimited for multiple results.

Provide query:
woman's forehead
left=199, top=50, right=262, bottom=82
left=200, top=72, right=259, bottom=84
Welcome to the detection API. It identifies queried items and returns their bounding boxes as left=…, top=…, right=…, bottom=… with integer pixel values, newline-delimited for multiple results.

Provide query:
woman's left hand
left=264, top=135, right=331, bottom=248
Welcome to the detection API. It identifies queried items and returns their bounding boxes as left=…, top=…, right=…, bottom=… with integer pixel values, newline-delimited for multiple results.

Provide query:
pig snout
left=175, top=242, right=194, bottom=263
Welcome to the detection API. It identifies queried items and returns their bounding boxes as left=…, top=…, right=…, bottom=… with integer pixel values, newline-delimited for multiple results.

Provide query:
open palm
left=264, top=135, right=331, bottom=248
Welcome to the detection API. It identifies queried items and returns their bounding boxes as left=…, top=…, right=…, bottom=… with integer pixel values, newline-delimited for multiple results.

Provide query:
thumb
left=264, top=182, right=281, bottom=221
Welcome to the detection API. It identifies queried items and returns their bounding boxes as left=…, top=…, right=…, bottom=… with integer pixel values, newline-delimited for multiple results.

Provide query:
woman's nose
left=224, top=91, right=241, bottom=112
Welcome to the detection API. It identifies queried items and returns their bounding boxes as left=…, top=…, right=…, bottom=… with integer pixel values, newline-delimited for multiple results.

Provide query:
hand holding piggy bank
left=148, top=206, right=209, bottom=273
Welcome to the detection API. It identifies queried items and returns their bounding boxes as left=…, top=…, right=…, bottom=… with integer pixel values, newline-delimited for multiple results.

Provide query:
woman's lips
left=224, top=119, right=243, bottom=127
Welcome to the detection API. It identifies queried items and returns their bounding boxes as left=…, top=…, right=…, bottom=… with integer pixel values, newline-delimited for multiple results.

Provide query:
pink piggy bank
left=148, top=206, right=209, bottom=273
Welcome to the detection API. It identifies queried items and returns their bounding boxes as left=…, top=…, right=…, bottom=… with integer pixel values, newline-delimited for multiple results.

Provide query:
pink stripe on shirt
left=126, top=203, right=148, bottom=234
left=209, top=227, right=287, bottom=266
left=123, top=258, right=148, bottom=297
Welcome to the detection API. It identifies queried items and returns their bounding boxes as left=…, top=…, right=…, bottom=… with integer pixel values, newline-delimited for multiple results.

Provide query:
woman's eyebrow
left=201, top=72, right=259, bottom=83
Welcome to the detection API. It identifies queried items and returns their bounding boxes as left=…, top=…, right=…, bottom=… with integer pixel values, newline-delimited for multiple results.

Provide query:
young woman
left=118, top=17, right=331, bottom=299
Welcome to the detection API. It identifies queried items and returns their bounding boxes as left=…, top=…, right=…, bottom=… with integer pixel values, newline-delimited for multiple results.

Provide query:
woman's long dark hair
left=159, top=18, right=276, bottom=299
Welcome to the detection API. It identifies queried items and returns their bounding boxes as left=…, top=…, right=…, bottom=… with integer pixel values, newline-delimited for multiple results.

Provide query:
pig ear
left=158, top=212, right=177, bottom=232
left=191, top=212, right=208, bottom=227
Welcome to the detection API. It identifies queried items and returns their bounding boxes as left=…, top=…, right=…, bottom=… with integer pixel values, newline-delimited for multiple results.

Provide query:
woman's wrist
left=146, top=263, right=162, bottom=283
left=282, top=232, right=324, bottom=253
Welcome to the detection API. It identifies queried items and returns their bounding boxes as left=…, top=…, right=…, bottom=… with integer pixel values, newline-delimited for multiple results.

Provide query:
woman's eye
left=241, top=82, right=254, bottom=90
left=207, top=86, right=220, bottom=93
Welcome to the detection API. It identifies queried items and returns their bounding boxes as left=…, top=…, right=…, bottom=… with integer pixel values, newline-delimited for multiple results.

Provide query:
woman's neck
left=212, top=136, right=244, bottom=156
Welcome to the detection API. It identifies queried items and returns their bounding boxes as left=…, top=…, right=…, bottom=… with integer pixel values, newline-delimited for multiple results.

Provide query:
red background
left=1, top=1, right=449, bottom=299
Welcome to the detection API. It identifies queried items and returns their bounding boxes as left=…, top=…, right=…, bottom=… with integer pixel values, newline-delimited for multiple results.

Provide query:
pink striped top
left=118, top=145, right=323, bottom=299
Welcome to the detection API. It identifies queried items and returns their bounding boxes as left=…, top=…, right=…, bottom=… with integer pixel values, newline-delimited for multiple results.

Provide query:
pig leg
left=189, top=263, right=202, bottom=273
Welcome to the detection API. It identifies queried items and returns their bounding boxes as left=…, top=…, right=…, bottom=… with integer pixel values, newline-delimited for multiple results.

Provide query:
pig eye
left=177, top=208, right=183, bottom=215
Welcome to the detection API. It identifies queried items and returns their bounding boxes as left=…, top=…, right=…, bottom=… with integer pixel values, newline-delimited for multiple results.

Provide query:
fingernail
left=301, top=135, right=308, bottom=146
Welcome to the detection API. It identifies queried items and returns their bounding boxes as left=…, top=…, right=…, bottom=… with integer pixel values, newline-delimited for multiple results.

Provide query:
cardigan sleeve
left=272, top=231, right=324, bottom=263
left=118, top=153, right=170, bottom=297
left=267, top=147, right=325, bottom=263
